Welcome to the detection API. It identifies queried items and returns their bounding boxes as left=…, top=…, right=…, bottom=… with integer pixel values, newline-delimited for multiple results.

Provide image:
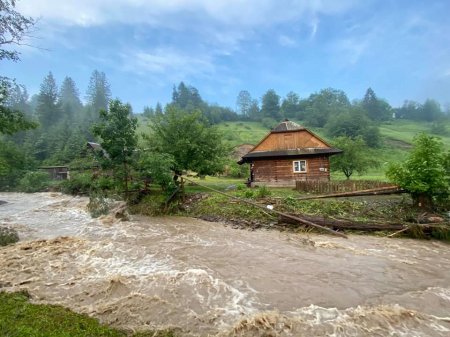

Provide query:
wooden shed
left=238, top=120, right=342, bottom=187
left=38, top=166, right=70, bottom=180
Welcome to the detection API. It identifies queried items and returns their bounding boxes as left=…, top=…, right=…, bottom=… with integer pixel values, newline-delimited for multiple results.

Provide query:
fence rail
left=295, top=180, right=395, bottom=194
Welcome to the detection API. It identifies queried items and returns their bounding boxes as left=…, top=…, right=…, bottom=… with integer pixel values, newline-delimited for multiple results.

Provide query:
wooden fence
left=295, top=180, right=395, bottom=194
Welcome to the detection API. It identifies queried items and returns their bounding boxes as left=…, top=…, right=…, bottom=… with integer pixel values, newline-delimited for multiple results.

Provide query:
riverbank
left=0, top=291, right=176, bottom=337
left=129, top=189, right=450, bottom=240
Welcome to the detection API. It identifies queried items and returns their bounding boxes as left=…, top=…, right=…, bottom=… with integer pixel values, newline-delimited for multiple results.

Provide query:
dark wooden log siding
left=253, top=157, right=330, bottom=185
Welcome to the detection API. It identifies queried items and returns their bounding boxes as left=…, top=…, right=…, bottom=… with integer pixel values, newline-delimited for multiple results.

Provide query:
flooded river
left=1, top=192, right=449, bottom=336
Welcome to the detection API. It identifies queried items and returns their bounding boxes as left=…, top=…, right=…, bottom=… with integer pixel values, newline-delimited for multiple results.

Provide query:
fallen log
left=279, top=214, right=404, bottom=231
left=279, top=213, right=448, bottom=233
left=294, top=186, right=405, bottom=201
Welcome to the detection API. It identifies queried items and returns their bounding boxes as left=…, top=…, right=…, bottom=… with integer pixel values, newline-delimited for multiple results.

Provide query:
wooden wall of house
left=253, top=130, right=329, bottom=152
left=252, top=156, right=330, bottom=186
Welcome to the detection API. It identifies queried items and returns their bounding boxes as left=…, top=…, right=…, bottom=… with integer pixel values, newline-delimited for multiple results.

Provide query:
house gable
left=252, top=129, right=329, bottom=152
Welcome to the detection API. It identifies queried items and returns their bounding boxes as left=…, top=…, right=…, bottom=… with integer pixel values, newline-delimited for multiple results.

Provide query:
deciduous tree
left=0, top=0, right=35, bottom=62
left=331, top=136, right=376, bottom=179
left=147, top=105, right=228, bottom=176
left=386, top=133, right=449, bottom=208
left=261, top=89, right=281, bottom=120
left=92, top=99, right=138, bottom=197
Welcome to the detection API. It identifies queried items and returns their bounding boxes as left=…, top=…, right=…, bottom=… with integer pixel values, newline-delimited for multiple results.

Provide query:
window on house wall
left=293, top=160, right=307, bottom=173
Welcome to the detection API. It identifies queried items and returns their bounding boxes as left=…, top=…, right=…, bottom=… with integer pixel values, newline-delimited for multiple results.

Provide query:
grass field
left=379, top=120, right=450, bottom=149
left=135, top=116, right=449, bottom=181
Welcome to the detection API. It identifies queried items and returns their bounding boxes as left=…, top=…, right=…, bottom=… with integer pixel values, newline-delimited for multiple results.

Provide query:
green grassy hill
left=135, top=116, right=449, bottom=180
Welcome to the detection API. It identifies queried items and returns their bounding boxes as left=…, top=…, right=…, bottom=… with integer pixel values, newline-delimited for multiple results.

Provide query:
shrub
left=386, top=133, right=449, bottom=208
left=87, top=192, right=112, bottom=218
left=255, top=185, right=271, bottom=198
left=0, top=226, right=19, bottom=246
left=262, top=117, right=277, bottom=129
left=18, top=171, right=51, bottom=192
left=60, top=172, right=93, bottom=195
left=226, top=160, right=249, bottom=178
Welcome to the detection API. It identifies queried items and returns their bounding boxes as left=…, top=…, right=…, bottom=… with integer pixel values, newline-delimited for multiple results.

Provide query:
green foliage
left=362, top=87, right=392, bottom=121
left=0, top=79, right=37, bottom=135
left=261, top=117, right=277, bottom=129
left=261, top=89, right=282, bottom=120
left=386, top=133, right=449, bottom=207
left=235, top=185, right=272, bottom=199
left=281, top=91, right=301, bottom=119
left=86, top=70, right=111, bottom=117
left=36, top=72, right=60, bottom=128
left=0, top=291, right=124, bottom=337
left=187, top=193, right=271, bottom=221
left=395, top=99, right=444, bottom=122
left=325, top=107, right=381, bottom=147
left=87, top=192, right=112, bottom=218
left=255, top=185, right=271, bottom=198
left=0, top=226, right=19, bottom=246
left=147, top=106, right=228, bottom=176
left=60, top=172, right=93, bottom=195
left=236, top=90, right=252, bottom=117
left=92, top=99, right=138, bottom=196
left=0, top=291, right=176, bottom=336
left=304, top=88, right=350, bottom=127
left=0, top=140, right=31, bottom=190
left=18, top=171, right=51, bottom=192
left=139, top=152, right=176, bottom=192
left=331, top=136, right=377, bottom=179
left=226, top=159, right=249, bottom=178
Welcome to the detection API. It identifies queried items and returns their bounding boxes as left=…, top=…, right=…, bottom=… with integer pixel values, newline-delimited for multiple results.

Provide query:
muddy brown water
left=0, top=192, right=449, bottom=336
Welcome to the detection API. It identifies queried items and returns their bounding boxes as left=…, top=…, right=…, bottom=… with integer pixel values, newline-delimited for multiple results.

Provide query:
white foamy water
left=1, top=192, right=449, bottom=336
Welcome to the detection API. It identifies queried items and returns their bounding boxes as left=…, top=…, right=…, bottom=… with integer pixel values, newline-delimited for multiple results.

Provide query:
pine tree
left=86, top=70, right=111, bottom=117
left=36, top=72, right=60, bottom=128
left=59, top=76, right=82, bottom=120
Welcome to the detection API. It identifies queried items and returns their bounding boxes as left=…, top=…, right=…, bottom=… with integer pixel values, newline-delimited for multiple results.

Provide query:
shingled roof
left=271, top=119, right=305, bottom=132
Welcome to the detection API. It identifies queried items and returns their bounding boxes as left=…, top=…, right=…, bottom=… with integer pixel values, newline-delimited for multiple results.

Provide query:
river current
left=0, top=192, right=449, bottom=336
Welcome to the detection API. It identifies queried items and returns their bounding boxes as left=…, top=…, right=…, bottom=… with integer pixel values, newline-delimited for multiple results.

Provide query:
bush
left=255, top=185, right=271, bottom=198
left=0, top=226, right=19, bottom=246
left=87, top=192, right=113, bottom=218
left=262, top=117, right=277, bottom=129
left=226, top=160, right=249, bottom=178
left=60, top=172, right=93, bottom=195
left=386, top=133, right=449, bottom=208
left=18, top=171, right=51, bottom=192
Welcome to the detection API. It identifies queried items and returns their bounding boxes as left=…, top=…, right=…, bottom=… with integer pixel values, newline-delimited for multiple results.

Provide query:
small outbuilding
left=238, top=120, right=342, bottom=187
left=38, top=166, right=70, bottom=180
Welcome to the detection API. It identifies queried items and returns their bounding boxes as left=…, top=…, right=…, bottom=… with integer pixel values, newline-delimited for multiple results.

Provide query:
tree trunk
left=413, top=193, right=433, bottom=209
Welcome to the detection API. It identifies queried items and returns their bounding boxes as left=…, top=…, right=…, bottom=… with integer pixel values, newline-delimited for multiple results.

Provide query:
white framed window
left=293, top=160, right=307, bottom=173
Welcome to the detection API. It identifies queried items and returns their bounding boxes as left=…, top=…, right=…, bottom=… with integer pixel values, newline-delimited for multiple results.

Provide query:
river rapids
left=0, top=192, right=449, bottom=336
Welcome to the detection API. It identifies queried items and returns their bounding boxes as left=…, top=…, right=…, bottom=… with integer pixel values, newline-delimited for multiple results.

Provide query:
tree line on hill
left=1, top=72, right=450, bottom=189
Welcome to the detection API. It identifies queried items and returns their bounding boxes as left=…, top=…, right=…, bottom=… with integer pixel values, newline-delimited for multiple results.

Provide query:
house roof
left=271, top=120, right=305, bottom=132
left=238, top=147, right=343, bottom=164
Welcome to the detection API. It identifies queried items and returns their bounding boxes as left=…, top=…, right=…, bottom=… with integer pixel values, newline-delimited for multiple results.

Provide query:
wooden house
left=238, top=120, right=342, bottom=187
left=38, top=166, right=70, bottom=180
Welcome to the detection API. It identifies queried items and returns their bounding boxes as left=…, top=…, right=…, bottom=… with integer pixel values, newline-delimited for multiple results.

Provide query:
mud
left=0, top=192, right=449, bottom=336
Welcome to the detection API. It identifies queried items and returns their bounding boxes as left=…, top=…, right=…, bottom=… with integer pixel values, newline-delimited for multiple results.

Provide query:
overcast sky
left=3, top=0, right=450, bottom=112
